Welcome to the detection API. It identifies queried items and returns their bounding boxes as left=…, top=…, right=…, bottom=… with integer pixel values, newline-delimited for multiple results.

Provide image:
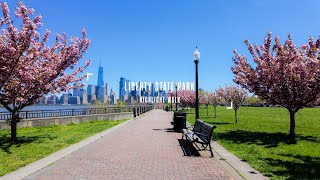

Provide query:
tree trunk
left=235, top=109, right=238, bottom=123
left=11, top=111, right=19, bottom=143
left=214, top=106, right=217, bottom=118
left=289, top=111, right=296, bottom=140
left=206, top=104, right=208, bottom=116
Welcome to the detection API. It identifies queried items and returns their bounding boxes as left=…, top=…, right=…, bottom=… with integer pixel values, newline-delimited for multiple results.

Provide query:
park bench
left=182, top=119, right=216, bottom=157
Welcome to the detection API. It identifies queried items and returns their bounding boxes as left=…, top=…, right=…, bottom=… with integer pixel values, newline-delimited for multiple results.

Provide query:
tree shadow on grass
left=0, top=134, right=56, bottom=154
left=215, top=130, right=320, bottom=148
left=262, top=154, right=320, bottom=179
left=206, top=122, right=233, bottom=126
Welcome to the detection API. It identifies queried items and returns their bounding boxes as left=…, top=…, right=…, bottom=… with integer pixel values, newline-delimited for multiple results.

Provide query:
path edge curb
left=211, top=141, right=269, bottom=180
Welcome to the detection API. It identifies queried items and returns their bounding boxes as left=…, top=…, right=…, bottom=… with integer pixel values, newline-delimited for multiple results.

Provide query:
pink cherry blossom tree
left=217, top=86, right=247, bottom=123
left=199, top=91, right=216, bottom=116
left=198, top=90, right=223, bottom=117
left=175, top=90, right=195, bottom=109
left=315, top=98, right=320, bottom=106
left=199, top=90, right=208, bottom=115
left=0, top=2, right=91, bottom=142
left=212, top=91, right=223, bottom=118
left=232, top=32, right=320, bottom=139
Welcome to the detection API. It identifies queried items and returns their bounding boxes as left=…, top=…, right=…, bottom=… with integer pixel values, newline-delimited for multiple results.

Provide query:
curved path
left=24, top=109, right=242, bottom=180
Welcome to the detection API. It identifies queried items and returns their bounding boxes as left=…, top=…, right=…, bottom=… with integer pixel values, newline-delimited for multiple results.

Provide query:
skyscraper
left=60, top=94, right=69, bottom=105
left=105, top=83, right=109, bottom=104
left=97, top=86, right=106, bottom=103
left=69, top=96, right=80, bottom=105
left=105, top=83, right=108, bottom=97
left=110, top=88, right=117, bottom=104
left=87, top=84, right=96, bottom=102
left=119, top=77, right=126, bottom=101
left=97, top=64, right=104, bottom=87
left=151, top=83, right=155, bottom=97
left=81, top=90, right=88, bottom=104
left=73, top=86, right=83, bottom=97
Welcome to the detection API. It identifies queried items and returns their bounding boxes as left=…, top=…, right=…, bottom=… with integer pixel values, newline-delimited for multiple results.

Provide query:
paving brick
left=24, top=110, right=242, bottom=180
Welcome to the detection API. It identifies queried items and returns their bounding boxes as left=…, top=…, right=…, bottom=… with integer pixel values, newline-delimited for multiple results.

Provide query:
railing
left=0, top=105, right=154, bottom=121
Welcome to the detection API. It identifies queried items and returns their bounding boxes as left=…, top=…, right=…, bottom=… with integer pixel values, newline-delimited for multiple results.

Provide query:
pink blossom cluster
left=232, top=32, right=320, bottom=112
left=207, top=91, right=223, bottom=106
left=168, top=90, right=196, bottom=108
left=216, top=86, right=247, bottom=110
left=0, top=2, right=91, bottom=110
left=167, top=90, right=224, bottom=108
left=199, top=91, right=218, bottom=105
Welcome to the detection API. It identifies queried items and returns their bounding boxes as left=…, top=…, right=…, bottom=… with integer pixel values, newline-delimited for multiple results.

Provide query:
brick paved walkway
left=24, top=109, right=242, bottom=180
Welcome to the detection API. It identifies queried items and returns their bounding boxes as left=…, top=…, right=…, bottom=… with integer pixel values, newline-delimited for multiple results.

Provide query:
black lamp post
left=193, top=47, right=200, bottom=120
left=170, top=90, right=173, bottom=111
left=175, top=85, right=178, bottom=111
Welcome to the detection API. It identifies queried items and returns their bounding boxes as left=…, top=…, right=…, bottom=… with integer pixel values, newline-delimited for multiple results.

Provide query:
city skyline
left=37, top=65, right=114, bottom=105
left=5, top=1, right=319, bottom=94
left=119, top=77, right=168, bottom=104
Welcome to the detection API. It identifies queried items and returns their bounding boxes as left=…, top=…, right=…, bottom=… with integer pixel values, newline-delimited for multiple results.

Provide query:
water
left=0, top=105, right=92, bottom=113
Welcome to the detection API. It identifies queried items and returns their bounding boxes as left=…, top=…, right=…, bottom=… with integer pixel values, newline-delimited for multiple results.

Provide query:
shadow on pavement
left=178, top=139, right=200, bottom=157
left=153, top=127, right=202, bottom=157
left=153, top=128, right=176, bottom=133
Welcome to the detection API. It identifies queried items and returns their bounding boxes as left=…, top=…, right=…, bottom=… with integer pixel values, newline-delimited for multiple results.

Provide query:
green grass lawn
left=185, top=106, right=320, bottom=179
left=0, top=120, right=126, bottom=176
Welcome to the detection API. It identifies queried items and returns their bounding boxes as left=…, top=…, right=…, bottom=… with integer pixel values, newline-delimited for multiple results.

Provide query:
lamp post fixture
left=170, top=90, right=173, bottom=111
left=193, top=47, right=200, bottom=120
left=175, top=85, right=178, bottom=111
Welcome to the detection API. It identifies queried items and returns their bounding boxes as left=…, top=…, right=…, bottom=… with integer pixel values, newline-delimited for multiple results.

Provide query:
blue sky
left=6, top=0, right=320, bottom=95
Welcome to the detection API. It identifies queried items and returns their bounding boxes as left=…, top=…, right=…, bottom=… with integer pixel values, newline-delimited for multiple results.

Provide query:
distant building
left=60, top=94, right=69, bottom=105
left=48, top=95, right=57, bottom=105
left=37, top=96, right=48, bottom=104
left=141, top=87, right=146, bottom=97
left=119, top=77, right=126, bottom=102
left=128, top=96, right=133, bottom=104
left=146, top=85, right=150, bottom=97
left=112, top=92, right=117, bottom=105
left=87, top=84, right=96, bottom=103
left=97, top=64, right=104, bottom=87
left=105, top=83, right=110, bottom=104
left=69, top=96, right=80, bottom=105
left=105, top=83, right=109, bottom=97
left=67, top=89, right=72, bottom=97
left=124, top=79, right=129, bottom=102
left=110, top=88, right=117, bottom=104
left=97, top=86, right=106, bottom=103
left=73, top=87, right=83, bottom=97
left=81, top=90, right=88, bottom=104
left=151, top=83, right=155, bottom=97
